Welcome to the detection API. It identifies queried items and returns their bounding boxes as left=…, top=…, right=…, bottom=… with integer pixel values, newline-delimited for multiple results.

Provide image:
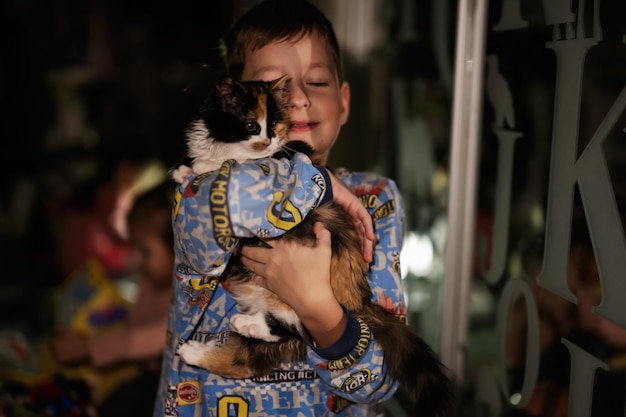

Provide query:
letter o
left=495, top=278, right=540, bottom=408
left=218, top=396, right=249, bottom=417
left=210, top=191, right=226, bottom=205
left=214, top=215, right=229, bottom=228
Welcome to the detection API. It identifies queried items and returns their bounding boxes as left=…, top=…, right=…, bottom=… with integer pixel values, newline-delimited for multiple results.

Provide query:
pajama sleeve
left=172, top=153, right=332, bottom=276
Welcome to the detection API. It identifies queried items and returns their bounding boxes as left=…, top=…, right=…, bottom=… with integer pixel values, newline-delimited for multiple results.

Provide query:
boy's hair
left=127, top=181, right=175, bottom=248
left=222, top=0, right=342, bottom=81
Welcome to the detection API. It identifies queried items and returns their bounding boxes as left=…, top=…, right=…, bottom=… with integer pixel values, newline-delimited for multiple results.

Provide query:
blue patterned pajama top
left=154, top=153, right=406, bottom=417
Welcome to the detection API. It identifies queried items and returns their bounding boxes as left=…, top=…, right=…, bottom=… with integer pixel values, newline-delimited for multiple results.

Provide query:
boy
left=154, top=1, right=406, bottom=416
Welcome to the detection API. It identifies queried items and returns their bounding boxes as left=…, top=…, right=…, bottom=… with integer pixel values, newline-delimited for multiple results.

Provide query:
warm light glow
left=401, top=231, right=434, bottom=278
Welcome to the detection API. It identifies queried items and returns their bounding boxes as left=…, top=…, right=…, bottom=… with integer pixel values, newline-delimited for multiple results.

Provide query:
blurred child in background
left=52, top=180, right=175, bottom=417
left=56, top=158, right=141, bottom=279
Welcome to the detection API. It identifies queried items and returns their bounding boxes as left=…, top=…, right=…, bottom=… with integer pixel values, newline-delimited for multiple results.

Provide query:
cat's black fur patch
left=272, top=140, right=314, bottom=160
left=266, top=313, right=299, bottom=339
left=203, top=78, right=271, bottom=143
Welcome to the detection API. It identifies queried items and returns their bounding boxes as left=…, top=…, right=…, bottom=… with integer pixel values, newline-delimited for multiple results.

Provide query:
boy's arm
left=305, top=174, right=406, bottom=404
left=173, top=153, right=331, bottom=276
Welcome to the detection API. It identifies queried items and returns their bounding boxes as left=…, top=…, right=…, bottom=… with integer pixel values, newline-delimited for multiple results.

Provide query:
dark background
left=0, top=0, right=236, bottom=334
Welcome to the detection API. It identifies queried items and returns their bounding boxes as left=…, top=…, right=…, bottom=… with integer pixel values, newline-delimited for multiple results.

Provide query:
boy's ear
left=339, top=81, right=350, bottom=125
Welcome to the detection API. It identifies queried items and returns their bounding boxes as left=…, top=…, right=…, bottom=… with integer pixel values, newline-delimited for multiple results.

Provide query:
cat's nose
left=252, top=138, right=271, bottom=151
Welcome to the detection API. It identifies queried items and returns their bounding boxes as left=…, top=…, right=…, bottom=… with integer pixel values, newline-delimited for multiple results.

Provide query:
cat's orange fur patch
left=196, top=338, right=253, bottom=378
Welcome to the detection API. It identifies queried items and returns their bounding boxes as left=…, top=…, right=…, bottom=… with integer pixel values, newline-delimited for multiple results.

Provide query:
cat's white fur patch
left=186, top=119, right=281, bottom=174
left=232, top=284, right=302, bottom=337
left=231, top=311, right=279, bottom=342
left=178, top=339, right=209, bottom=366
left=171, top=165, right=193, bottom=184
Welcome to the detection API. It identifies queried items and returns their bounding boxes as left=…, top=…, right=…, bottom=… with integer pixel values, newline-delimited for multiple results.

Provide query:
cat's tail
left=360, top=305, right=455, bottom=417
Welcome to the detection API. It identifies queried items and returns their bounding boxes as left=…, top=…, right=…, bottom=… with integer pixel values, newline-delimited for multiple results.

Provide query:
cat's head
left=186, top=75, right=291, bottom=172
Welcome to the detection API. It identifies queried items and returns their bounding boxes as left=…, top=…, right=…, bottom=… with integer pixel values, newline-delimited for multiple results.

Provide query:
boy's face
left=241, top=31, right=350, bottom=165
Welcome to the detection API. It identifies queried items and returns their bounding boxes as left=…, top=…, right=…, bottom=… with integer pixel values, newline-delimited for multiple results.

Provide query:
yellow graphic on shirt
left=218, top=396, right=249, bottom=417
left=358, top=193, right=379, bottom=209
left=371, top=200, right=395, bottom=223
left=177, top=380, right=202, bottom=405
left=210, top=163, right=237, bottom=251
left=266, top=191, right=302, bottom=230
left=172, top=187, right=183, bottom=220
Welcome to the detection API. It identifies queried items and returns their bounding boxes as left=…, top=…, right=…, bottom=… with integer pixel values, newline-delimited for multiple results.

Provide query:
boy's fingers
left=239, top=241, right=273, bottom=259
left=357, top=206, right=375, bottom=241
left=361, top=227, right=374, bottom=263
left=327, top=171, right=375, bottom=262
left=313, top=222, right=331, bottom=246
left=352, top=211, right=374, bottom=263
left=240, top=253, right=265, bottom=276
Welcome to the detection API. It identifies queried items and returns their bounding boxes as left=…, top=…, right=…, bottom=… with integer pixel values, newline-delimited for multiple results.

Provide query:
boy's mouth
left=289, top=121, right=318, bottom=132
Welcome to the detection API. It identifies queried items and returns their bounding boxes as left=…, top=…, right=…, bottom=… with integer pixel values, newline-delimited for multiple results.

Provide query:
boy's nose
left=289, top=83, right=310, bottom=109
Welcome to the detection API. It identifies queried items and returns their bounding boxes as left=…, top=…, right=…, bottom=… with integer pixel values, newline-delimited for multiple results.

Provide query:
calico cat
left=173, top=76, right=453, bottom=417
left=171, top=75, right=290, bottom=182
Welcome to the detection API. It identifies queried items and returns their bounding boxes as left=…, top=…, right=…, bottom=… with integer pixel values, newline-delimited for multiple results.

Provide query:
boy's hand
left=327, top=172, right=375, bottom=263
left=239, top=222, right=345, bottom=348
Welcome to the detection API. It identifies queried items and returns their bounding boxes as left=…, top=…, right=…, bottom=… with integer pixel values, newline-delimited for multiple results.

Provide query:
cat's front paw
left=231, top=312, right=279, bottom=342
left=178, top=340, right=210, bottom=367
left=172, top=165, right=193, bottom=184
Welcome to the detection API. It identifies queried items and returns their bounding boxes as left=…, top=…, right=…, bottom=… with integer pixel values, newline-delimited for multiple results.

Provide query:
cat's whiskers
left=281, top=143, right=298, bottom=154
left=275, top=140, right=319, bottom=163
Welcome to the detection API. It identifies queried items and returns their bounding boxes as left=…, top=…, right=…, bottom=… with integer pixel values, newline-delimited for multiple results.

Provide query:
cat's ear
left=270, top=75, right=290, bottom=90
left=215, top=76, right=243, bottom=112
left=215, top=76, right=234, bottom=97
left=270, top=75, right=291, bottom=109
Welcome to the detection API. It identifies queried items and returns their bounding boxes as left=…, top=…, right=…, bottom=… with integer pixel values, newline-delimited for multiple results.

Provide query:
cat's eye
left=245, top=121, right=261, bottom=134
left=270, top=120, right=278, bottom=128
